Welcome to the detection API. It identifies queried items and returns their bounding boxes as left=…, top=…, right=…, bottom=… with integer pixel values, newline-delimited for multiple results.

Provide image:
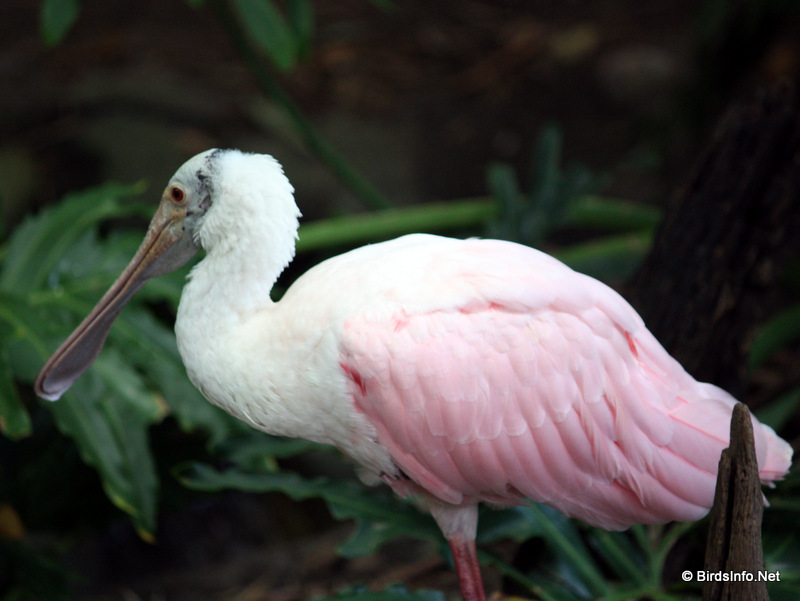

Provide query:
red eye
left=170, top=186, right=185, bottom=203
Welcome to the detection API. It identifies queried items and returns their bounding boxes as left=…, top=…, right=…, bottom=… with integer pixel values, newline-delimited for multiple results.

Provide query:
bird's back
left=318, top=235, right=793, bottom=529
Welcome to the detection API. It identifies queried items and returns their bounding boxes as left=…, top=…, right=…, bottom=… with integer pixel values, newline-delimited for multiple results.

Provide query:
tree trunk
left=627, top=82, right=800, bottom=395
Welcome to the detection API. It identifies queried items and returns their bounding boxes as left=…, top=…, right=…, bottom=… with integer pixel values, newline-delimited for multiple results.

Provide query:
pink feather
left=339, top=239, right=791, bottom=531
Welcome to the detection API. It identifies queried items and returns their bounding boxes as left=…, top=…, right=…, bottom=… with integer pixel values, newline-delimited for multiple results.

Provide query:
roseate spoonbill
left=35, top=149, right=792, bottom=601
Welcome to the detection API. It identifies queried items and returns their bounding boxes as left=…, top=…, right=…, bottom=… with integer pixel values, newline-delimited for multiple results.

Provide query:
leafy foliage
left=0, top=169, right=677, bottom=601
left=19, top=2, right=800, bottom=600
left=487, top=126, right=660, bottom=281
left=0, top=184, right=251, bottom=538
left=39, top=0, right=80, bottom=46
left=231, top=0, right=315, bottom=70
left=177, top=432, right=800, bottom=601
left=3, top=137, right=797, bottom=600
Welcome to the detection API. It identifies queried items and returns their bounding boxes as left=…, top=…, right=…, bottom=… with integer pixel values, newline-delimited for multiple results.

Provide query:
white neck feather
left=184, top=151, right=301, bottom=319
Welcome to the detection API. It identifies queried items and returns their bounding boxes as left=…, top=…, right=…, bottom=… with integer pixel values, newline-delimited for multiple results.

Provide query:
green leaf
left=296, top=199, right=496, bottom=254
left=337, top=518, right=421, bottom=558
left=554, top=232, right=653, bottom=282
left=477, top=505, right=546, bottom=544
left=486, top=162, right=523, bottom=241
left=106, top=305, right=249, bottom=445
left=177, top=462, right=442, bottom=554
left=586, top=530, right=648, bottom=586
left=48, top=376, right=159, bottom=538
left=0, top=292, right=62, bottom=382
left=514, top=124, right=567, bottom=246
left=749, top=304, right=800, bottom=368
left=525, top=503, right=609, bottom=598
left=528, top=124, right=563, bottom=214
left=0, top=346, right=31, bottom=439
left=755, top=387, right=800, bottom=433
left=287, top=0, right=315, bottom=59
left=0, top=182, right=146, bottom=293
left=565, top=195, right=662, bottom=233
left=232, top=0, right=299, bottom=71
left=212, top=432, right=322, bottom=470
left=92, top=349, right=164, bottom=421
left=0, top=539, right=74, bottom=601
left=40, top=0, right=81, bottom=46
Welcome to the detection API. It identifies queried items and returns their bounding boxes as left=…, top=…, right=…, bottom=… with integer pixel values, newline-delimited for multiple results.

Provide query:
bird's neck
left=173, top=235, right=293, bottom=413
left=178, top=233, right=295, bottom=331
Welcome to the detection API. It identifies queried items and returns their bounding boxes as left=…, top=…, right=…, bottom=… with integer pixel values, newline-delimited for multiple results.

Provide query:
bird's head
left=34, top=148, right=297, bottom=401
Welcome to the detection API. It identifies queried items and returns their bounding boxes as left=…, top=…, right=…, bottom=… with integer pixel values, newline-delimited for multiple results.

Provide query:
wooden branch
left=703, top=403, right=767, bottom=601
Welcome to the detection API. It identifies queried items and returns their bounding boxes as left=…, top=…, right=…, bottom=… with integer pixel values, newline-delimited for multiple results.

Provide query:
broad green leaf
left=92, top=350, right=163, bottom=422
left=330, top=483, right=441, bottom=557
left=755, top=387, right=800, bottom=432
left=40, top=0, right=81, bottom=46
left=528, top=124, right=563, bottom=214
left=0, top=292, right=63, bottom=381
left=476, top=505, right=546, bottom=544
left=0, top=539, right=74, bottom=601
left=0, top=346, right=31, bottom=439
left=287, top=0, right=315, bottom=59
left=297, top=200, right=495, bottom=254
left=337, top=518, right=427, bottom=558
left=48, top=376, right=159, bottom=538
left=525, top=503, right=609, bottom=598
left=0, top=182, right=146, bottom=293
left=107, top=305, right=249, bottom=445
left=516, top=123, right=568, bottom=246
left=178, top=460, right=341, bottom=499
left=486, top=162, right=522, bottom=241
left=213, top=431, right=323, bottom=469
left=749, top=304, right=800, bottom=368
left=566, top=195, right=661, bottom=233
left=554, top=232, right=652, bottom=282
left=232, top=0, right=299, bottom=71
left=519, top=572, right=588, bottom=601
left=762, top=516, right=800, bottom=601
left=177, top=463, right=442, bottom=554
left=586, top=530, right=648, bottom=586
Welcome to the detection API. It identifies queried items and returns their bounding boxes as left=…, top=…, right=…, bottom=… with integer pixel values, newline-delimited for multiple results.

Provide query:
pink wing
left=339, top=247, right=791, bottom=530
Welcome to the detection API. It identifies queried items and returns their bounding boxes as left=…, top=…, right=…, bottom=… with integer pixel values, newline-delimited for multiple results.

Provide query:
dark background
left=2, top=1, right=799, bottom=600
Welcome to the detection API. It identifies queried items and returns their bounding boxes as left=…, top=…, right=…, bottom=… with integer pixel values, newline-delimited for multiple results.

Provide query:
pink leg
left=448, top=533, right=486, bottom=601
left=427, top=501, right=485, bottom=601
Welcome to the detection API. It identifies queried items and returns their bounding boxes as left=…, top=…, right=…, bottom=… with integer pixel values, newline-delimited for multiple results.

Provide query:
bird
left=35, top=149, right=792, bottom=601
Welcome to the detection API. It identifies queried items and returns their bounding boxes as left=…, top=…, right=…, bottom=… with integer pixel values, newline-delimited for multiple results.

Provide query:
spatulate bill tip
left=34, top=371, right=71, bottom=402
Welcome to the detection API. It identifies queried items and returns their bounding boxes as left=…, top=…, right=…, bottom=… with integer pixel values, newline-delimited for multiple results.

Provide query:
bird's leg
left=428, top=501, right=486, bottom=601
left=447, top=532, right=486, bottom=601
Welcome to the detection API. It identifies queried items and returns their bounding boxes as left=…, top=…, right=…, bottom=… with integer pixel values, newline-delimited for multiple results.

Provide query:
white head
left=34, top=149, right=301, bottom=400
left=169, top=149, right=300, bottom=258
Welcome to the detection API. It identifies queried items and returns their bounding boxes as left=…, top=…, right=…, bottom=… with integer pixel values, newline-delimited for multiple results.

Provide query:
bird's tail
left=671, top=383, right=793, bottom=486
left=757, top=420, right=794, bottom=485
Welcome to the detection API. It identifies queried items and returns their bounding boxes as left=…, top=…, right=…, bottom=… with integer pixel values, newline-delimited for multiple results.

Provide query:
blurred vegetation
left=0, top=0, right=798, bottom=600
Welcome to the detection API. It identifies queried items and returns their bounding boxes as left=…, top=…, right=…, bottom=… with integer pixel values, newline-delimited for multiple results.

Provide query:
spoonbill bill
left=35, top=149, right=792, bottom=601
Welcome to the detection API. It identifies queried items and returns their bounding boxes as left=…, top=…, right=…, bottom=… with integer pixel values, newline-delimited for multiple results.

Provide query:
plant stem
left=477, top=549, right=563, bottom=601
left=209, top=0, right=392, bottom=210
left=296, top=198, right=496, bottom=253
left=526, top=503, right=609, bottom=597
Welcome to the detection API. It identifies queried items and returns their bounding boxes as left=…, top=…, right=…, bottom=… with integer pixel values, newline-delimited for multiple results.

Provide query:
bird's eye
left=170, top=186, right=186, bottom=203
